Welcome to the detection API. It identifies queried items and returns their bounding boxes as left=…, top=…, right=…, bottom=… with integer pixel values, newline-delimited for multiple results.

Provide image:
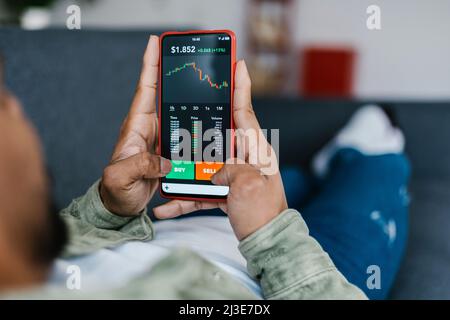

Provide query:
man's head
left=0, top=54, right=67, bottom=291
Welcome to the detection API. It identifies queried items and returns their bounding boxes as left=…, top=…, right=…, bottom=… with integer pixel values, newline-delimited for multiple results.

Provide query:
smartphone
left=159, top=30, right=236, bottom=201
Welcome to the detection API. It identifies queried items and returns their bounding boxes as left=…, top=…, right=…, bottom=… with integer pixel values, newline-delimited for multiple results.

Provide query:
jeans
left=282, top=148, right=411, bottom=300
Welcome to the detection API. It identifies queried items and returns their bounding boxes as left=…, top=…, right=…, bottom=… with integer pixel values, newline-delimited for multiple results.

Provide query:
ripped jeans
left=282, top=148, right=411, bottom=300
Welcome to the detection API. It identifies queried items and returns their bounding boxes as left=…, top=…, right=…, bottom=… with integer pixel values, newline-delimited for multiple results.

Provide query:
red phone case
left=158, top=30, right=236, bottom=202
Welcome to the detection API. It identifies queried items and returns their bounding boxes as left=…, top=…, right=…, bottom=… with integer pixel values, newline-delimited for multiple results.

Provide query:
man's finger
left=211, top=161, right=259, bottom=186
left=233, top=60, right=273, bottom=166
left=130, top=35, right=159, bottom=115
left=153, top=200, right=219, bottom=219
left=233, top=60, right=261, bottom=131
left=106, top=152, right=171, bottom=184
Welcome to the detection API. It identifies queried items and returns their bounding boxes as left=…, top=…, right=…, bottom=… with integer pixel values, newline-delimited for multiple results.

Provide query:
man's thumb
left=108, top=152, right=172, bottom=182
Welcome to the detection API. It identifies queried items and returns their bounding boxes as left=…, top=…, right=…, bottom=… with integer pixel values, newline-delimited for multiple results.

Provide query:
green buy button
left=166, top=161, right=195, bottom=180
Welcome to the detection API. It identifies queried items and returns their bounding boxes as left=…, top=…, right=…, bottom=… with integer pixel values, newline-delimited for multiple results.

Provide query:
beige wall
left=49, top=0, right=450, bottom=99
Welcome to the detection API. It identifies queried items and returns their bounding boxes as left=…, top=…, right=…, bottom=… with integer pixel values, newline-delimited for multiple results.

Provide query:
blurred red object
left=300, top=47, right=355, bottom=98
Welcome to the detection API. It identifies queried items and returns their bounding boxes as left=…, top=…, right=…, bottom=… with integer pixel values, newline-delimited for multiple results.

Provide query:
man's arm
left=59, top=181, right=153, bottom=258
left=154, top=61, right=366, bottom=300
left=239, top=209, right=367, bottom=299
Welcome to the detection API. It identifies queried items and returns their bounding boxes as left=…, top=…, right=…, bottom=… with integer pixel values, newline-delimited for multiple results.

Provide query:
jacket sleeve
left=238, top=209, right=367, bottom=300
left=59, top=180, right=154, bottom=258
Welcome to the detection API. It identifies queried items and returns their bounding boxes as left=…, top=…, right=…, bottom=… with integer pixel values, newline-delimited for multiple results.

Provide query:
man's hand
left=100, top=35, right=172, bottom=216
left=153, top=61, right=288, bottom=240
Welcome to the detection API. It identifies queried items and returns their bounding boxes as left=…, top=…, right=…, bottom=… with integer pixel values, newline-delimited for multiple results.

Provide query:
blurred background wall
left=1, top=0, right=450, bottom=99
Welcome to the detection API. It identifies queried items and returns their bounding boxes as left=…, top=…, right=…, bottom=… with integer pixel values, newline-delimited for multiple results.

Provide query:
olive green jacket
left=7, top=181, right=367, bottom=299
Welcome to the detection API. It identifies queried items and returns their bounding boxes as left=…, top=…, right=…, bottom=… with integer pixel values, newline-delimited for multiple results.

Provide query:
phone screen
left=160, top=32, right=233, bottom=199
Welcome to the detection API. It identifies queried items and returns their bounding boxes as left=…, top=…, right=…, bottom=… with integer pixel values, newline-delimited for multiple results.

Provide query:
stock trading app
left=161, top=33, right=232, bottom=197
left=163, top=56, right=230, bottom=103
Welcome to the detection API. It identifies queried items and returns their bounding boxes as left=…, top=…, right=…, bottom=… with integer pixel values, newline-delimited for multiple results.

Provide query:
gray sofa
left=1, top=28, right=450, bottom=299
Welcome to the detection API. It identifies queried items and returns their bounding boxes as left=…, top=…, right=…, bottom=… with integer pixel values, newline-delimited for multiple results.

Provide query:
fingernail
left=153, top=203, right=177, bottom=219
left=150, top=35, right=159, bottom=44
left=160, top=157, right=172, bottom=175
left=147, top=35, right=156, bottom=49
left=152, top=207, right=160, bottom=216
left=152, top=207, right=164, bottom=219
left=241, top=59, right=248, bottom=70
